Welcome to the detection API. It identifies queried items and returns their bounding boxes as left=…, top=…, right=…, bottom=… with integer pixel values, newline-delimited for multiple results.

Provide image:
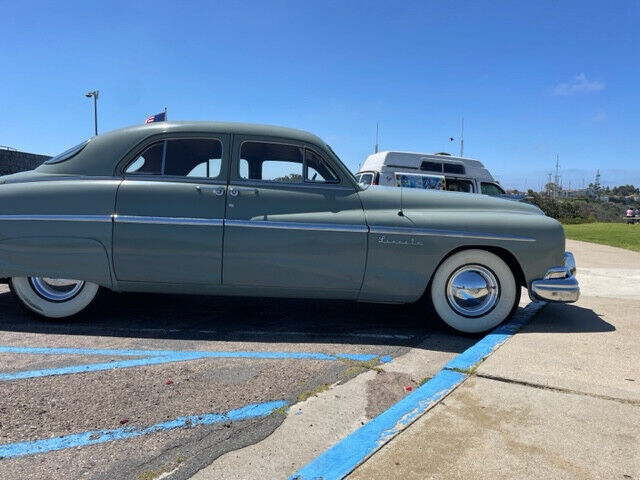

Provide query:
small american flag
left=145, top=111, right=166, bottom=124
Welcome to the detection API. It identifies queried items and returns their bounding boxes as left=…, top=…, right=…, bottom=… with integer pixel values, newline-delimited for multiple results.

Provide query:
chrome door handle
left=196, top=185, right=226, bottom=196
left=229, top=187, right=258, bottom=197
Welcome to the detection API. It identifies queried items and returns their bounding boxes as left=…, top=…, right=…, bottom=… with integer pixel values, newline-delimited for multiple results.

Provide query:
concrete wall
left=0, top=150, right=51, bottom=176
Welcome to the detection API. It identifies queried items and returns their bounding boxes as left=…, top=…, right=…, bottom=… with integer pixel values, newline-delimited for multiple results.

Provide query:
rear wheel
left=430, top=249, right=520, bottom=333
left=9, top=277, right=99, bottom=319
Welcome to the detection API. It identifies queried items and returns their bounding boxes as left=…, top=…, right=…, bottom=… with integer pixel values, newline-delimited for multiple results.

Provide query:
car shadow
left=521, top=302, right=616, bottom=334
left=0, top=289, right=615, bottom=353
left=0, top=289, right=476, bottom=353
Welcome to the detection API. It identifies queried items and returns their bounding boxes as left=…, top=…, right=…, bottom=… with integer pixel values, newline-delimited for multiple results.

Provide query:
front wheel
left=9, top=277, right=99, bottom=319
left=430, top=250, right=520, bottom=334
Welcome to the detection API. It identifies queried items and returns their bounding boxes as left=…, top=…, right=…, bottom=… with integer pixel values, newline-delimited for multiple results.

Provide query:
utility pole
left=374, top=122, right=379, bottom=153
left=460, top=118, right=464, bottom=157
left=554, top=155, right=560, bottom=192
left=85, top=90, right=99, bottom=136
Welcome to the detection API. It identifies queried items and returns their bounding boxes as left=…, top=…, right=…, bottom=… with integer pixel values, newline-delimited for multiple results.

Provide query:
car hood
left=358, top=185, right=543, bottom=216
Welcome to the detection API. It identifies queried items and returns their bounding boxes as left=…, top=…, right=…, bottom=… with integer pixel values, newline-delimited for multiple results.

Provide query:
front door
left=223, top=137, right=368, bottom=294
left=113, top=135, right=230, bottom=284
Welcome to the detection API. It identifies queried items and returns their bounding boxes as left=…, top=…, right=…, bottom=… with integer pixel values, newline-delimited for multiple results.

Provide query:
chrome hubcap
left=446, top=265, right=499, bottom=317
left=29, top=277, right=85, bottom=302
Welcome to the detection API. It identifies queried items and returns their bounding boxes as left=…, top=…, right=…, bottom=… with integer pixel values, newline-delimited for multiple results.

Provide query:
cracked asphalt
left=0, top=286, right=477, bottom=480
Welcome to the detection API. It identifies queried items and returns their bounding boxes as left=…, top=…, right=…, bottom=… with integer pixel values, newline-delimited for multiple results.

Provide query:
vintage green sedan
left=0, top=122, right=579, bottom=333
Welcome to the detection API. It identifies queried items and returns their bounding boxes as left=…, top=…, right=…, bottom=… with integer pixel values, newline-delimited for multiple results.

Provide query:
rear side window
left=125, top=138, right=223, bottom=178
left=44, top=140, right=89, bottom=165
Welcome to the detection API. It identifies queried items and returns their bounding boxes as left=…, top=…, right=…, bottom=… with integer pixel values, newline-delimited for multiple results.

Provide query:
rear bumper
left=529, top=252, right=580, bottom=303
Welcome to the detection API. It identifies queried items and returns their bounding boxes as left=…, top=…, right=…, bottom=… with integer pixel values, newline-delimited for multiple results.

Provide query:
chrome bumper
left=530, top=252, right=580, bottom=303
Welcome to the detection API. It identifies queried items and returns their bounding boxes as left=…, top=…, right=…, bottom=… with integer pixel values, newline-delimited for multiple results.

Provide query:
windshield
left=44, top=140, right=90, bottom=165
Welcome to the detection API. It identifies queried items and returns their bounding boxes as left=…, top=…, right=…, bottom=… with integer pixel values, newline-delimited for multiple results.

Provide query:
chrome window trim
left=0, top=214, right=112, bottom=223
left=113, top=215, right=223, bottom=227
left=227, top=179, right=355, bottom=192
left=225, top=219, right=368, bottom=233
left=369, top=225, right=535, bottom=242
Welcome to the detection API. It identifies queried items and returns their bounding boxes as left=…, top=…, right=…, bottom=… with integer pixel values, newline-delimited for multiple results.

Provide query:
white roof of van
left=359, top=151, right=495, bottom=182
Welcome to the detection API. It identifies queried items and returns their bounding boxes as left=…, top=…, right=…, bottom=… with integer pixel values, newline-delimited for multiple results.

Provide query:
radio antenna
left=460, top=117, right=464, bottom=157
left=374, top=122, right=379, bottom=153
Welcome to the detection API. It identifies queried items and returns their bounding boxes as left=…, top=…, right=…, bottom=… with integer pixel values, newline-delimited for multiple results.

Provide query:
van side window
left=481, top=182, right=505, bottom=196
left=420, top=161, right=442, bottom=173
left=443, top=164, right=465, bottom=174
left=446, top=178, right=474, bottom=193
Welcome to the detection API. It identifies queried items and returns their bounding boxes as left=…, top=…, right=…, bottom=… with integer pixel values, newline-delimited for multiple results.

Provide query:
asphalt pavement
left=0, top=286, right=476, bottom=479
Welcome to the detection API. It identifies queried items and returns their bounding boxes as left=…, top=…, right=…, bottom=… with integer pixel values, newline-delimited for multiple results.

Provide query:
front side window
left=125, top=138, right=222, bottom=178
left=304, top=149, right=338, bottom=183
left=481, top=182, right=505, bottom=196
left=239, top=142, right=339, bottom=184
left=240, top=142, right=303, bottom=183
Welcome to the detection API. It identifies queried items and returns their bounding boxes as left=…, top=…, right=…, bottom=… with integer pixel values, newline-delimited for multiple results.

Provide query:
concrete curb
left=289, top=302, right=546, bottom=480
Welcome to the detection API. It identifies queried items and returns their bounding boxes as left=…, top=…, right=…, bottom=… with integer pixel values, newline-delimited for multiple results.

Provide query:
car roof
left=36, top=121, right=329, bottom=176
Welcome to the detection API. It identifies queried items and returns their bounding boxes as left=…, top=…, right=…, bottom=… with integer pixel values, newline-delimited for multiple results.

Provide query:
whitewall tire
left=430, top=250, right=519, bottom=334
left=9, top=277, right=99, bottom=319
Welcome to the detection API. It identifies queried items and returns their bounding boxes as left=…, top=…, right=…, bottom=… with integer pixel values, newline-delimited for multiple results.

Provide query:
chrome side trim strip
left=225, top=219, right=368, bottom=233
left=0, top=214, right=112, bottom=223
left=113, top=215, right=223, bottom=227
left=369, top=225, right=535, bottom=242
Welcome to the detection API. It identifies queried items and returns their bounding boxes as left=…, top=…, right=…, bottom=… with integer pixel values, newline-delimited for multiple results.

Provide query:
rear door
left=222, top=136, right=368, bottom=294
left=113, top=135, right=230, bottom=284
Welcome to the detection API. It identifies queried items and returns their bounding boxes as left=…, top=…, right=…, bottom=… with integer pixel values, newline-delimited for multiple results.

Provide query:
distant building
left=0, top=147, right=50, bottom=176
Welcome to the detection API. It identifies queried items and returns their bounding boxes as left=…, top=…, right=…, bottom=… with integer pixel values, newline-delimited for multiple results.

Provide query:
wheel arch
left=421, top=244, right=527, bottom=300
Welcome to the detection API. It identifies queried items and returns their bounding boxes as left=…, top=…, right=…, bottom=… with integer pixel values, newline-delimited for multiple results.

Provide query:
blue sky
left=1, top=0, right=638, bottom=190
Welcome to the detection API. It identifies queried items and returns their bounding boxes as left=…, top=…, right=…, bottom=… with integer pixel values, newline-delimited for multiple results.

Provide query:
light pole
left=85, top=90, right=99, bottom=136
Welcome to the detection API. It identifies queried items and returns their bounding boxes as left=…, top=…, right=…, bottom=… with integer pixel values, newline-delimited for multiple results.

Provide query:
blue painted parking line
left=443, top=306, right=537, bottom=372
left=289, top=302, right=545, bottom=480
left=0, top=345, right=392, bottom=381
left=291, top=369, right=465, bottom=480
left=0, top=355, right=178, bottom=381
left=0, top=400, right=288, bottom=459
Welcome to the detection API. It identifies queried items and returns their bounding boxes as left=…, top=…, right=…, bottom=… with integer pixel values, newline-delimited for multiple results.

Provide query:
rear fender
left=0, top=237, right=112, bottom=287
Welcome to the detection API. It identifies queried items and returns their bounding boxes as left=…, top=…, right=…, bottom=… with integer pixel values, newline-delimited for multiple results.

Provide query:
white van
left=355, top=151, right=506, bottom=196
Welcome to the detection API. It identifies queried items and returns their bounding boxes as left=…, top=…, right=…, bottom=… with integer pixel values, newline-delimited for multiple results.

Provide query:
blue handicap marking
left=0, top=400, right=288, bottom=459
left=0, top=345, right=392, bottom=381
